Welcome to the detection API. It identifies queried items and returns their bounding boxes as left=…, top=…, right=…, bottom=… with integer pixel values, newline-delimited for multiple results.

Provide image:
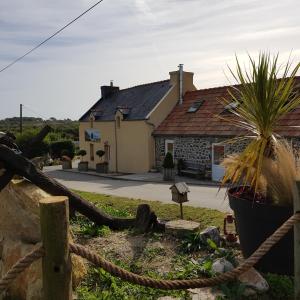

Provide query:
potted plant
left=95, top=149, right=108, bottom=173
left=220, top=52, right=300, bottom=275
left=77, top=149, right=88, bottom=171
left=163, top=152, right=175, bottom=181
left=61, top=149, right=72, bottom=169
left=177, top=158, right=185, bottom=176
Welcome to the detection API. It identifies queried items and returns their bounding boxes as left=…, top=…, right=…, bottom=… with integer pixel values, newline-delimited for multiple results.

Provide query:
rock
left=200, top=226, right=222, bottom=246
left=238, top=267, right=269, bottom=293
left=0, top=180, right=87, bottom=300
left=211, top=258, right=234, bottom=274
left=188, top=287, right=224, bottom=300
left=165, top=220, right=200, bottom=237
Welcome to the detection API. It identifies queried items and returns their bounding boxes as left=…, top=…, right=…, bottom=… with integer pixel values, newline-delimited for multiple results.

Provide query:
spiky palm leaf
left=220, top=53, right=300, bottom=192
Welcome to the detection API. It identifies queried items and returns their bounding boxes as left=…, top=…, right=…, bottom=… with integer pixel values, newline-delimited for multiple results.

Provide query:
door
left=212, top=144, right=225, bottom=182
left=165, top=140, right=174, bottom=157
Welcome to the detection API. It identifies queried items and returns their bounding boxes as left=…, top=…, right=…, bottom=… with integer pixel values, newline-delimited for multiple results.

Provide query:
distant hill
left=0, top=117, right=79, bottom=141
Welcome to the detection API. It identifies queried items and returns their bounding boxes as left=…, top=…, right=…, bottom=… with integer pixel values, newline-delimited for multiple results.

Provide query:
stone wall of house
left=155, top=136, right=250, bottom=170
left=155, top=136, right=300, bottom=172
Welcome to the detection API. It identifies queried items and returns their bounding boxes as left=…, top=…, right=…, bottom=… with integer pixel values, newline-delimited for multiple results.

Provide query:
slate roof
left=154, top=77, right=300, bottom=137
left=79, top=80, right=172, bottom=121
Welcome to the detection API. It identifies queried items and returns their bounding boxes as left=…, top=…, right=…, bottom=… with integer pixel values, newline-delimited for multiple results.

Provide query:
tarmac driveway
left=44, top=166, right=230, bottom=212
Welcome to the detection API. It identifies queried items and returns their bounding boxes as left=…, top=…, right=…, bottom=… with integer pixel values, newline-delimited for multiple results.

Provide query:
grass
left=73, top=189, right=226, bottom=230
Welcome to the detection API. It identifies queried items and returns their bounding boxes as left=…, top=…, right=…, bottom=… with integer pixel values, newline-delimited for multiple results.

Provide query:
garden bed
left=71, top=191, right=294, bottom=300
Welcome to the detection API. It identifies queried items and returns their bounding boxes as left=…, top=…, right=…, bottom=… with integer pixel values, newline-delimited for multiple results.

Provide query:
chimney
left=178, top=64, right=183, bottom=105
left=101, top=81, right=119, bottom=98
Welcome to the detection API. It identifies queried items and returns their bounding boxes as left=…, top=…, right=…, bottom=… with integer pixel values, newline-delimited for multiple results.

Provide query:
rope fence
left=0, top=212, right=299, bottom=294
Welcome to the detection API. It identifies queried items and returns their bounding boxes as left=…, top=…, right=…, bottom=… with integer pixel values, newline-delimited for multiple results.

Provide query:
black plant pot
left=96, top=162, right=108, bottom=173
left=78, top=161, right=88, bottom=172
left=228, top=187, right=293, bottom=275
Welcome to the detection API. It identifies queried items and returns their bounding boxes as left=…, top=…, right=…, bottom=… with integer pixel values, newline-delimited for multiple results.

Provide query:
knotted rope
left=0, top=245, right=44, bottom=292
left=0, top=212, right=299, bottom=293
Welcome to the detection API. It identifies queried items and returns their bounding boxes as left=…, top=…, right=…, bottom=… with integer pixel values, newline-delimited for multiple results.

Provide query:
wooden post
left=294, top=181, right=300, bottom=300
left=40, top=196, right=72, bottom=300
left=180, top=203, right=183, bottom=219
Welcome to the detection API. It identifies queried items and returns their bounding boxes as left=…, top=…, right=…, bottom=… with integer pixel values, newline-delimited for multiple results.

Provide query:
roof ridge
left=187, top=75, right=300, bottom=94
left=120, top=79, right=170, bottom=91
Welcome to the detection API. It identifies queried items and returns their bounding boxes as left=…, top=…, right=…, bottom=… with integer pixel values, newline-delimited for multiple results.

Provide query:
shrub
left=163, top=152, right=175, bottom=169
left=16, top=128, right=49, bottom=159
left=96, top=150, right=105, bottom=158
left=77, top=149, right=87, bottom=157
left=49, top=140, right=75, bottom=159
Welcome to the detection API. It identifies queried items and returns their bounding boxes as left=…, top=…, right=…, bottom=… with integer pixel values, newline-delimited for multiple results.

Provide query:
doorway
left=212, top=143, right=225, bottom=181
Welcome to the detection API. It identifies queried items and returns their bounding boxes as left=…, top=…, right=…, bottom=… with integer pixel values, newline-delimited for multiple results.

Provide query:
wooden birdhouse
left=170, top=182, right=190, bottom=219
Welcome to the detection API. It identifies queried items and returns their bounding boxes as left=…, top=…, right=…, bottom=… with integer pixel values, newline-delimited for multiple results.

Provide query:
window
left=187, top=100, right=204, bottom=113
left=165, top=139, right=174, bottom=157
left=90, top=143, right=94, bottom=161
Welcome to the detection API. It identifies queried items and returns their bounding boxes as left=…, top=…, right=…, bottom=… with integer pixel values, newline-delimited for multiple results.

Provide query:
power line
left=0, top=0, right=104, bottom=73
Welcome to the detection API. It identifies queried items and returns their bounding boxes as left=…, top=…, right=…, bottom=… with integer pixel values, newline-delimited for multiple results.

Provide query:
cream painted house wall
left=79, top=70, right=196, bottom=174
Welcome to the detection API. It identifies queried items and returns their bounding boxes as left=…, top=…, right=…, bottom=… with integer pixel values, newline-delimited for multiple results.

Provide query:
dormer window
left=224, top=102, right=239, bottom=110
left=187, top=100, right=204, bottom=113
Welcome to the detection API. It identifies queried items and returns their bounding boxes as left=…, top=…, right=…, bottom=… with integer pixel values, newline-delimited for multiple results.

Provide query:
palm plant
left=220, top=52, right=300, bottom=198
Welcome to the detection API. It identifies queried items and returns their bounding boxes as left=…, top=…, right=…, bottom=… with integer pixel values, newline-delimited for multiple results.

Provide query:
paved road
left=44, top=167, right=230, bottom=212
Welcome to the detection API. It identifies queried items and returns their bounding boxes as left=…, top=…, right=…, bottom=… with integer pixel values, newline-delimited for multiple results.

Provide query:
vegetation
left=162, top=152, right=175, bottom=169
left=15, top=128, right=49, bottom=158
left=73, top=190, right=225, bottom=229
left=220, top=52, right=300, bottom=205
left=77, top=149, right=87, bottom=161
left=50, top=140, right=75, bottom=159
left=0, top=117, right=79, bottom=140
left=72, top=190, right=293, bottom=299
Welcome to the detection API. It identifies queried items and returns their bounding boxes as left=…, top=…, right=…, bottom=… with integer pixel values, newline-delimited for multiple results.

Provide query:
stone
left=200, top=226, right=222, bottom=246
left=165, top=219, right=200, bottom=237
left=211, top=258, right=234, bottom=274
left=188, top=287, right=224, bottom=300
left=238, top=267, right=269, bottom=293
left=0, top=180, right=87, bottom=300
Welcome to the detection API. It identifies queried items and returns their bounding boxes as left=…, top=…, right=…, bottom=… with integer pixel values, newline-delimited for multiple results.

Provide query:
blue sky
left=0, top=0, right=300, bottom=120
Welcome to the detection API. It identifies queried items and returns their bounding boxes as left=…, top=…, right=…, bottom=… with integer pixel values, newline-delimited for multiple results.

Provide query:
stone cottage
left=153, top=77, right=300, bottom=181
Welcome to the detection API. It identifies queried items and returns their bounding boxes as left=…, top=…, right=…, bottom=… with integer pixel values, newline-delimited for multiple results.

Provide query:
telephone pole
left=20, top=103, right=23, bottom=134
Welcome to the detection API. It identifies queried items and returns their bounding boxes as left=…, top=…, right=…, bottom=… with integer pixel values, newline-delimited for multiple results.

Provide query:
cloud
left=0, top=0, right=299, bottom=119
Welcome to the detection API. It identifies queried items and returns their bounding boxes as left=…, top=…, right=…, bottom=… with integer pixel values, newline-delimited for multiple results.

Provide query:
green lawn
left=74, top=190, right=226, bottom=230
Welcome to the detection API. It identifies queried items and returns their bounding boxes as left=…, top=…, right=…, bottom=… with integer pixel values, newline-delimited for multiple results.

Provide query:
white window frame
left=165, top=139, right=174, bottom=157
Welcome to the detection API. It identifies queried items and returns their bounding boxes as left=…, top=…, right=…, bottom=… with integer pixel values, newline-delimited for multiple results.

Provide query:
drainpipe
left=114, top=118, right=118, bottom=173
left=178, top=64, right=183, bottom=105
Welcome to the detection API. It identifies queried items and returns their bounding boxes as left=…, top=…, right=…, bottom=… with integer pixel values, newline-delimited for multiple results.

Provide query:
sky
left=0, top=0, right=300, bottom=120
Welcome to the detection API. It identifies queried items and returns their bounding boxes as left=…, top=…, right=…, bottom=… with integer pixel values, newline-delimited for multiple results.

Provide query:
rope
left=70, top=212, right=300, bottom=290
left=0, top=246, right=44, bottom=292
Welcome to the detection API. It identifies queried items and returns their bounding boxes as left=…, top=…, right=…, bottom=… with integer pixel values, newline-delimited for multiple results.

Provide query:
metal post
left=40, top=196, right=72, bottom=300
left=20, top=104, right=23, bottom=134
left=293, top=181, right=300, bottom=300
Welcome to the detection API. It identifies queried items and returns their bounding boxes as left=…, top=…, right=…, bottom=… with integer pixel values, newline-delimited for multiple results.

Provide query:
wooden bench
left=180, top=162, right=205, bottom=179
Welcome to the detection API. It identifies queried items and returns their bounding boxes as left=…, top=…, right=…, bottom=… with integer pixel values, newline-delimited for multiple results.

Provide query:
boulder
left=165, top=220, right=200, bottom=238
left=200, top=226, right=222, bottom=246
left=0, top=180, right=86, bottom=300
left=238, top=267, right=269, bottom=293
left=211, top=258, right=234, bottom=274
left=188, top=287, right=224, bottom=300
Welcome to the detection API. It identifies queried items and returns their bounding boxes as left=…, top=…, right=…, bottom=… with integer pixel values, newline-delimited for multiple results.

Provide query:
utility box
left=170, top=182, right=189, bottom=218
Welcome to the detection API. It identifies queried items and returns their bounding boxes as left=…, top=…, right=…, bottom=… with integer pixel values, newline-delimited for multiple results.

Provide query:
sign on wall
left=85, top=129, right=101, bottom=142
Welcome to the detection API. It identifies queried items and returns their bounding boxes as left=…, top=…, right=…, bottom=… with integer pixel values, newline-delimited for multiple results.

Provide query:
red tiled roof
left=154, top=77, right=300, bottom=137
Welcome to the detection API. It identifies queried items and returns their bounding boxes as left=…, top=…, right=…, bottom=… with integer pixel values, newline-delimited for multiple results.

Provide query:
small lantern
left=170, top=182, right=190, bottom=219
left=223, top=214, right=237, bottom=243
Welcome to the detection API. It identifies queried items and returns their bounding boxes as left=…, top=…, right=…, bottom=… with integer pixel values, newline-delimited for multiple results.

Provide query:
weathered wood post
left=40, top=196, right=72, bottom=300
left=294, top=181, right=300, bottom=300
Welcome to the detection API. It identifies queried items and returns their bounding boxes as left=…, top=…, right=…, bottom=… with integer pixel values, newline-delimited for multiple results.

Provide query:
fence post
left=294, top=181, right=300, bottom=300
left=40, top=196, right=72, bottom=300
